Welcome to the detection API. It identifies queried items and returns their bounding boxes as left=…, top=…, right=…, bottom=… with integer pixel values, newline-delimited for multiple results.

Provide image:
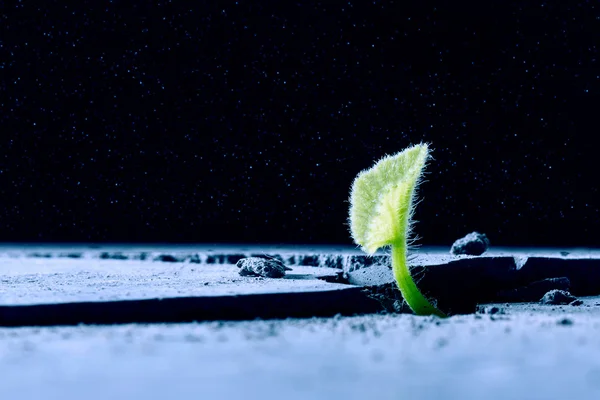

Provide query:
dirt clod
left=153, top=254, right=183, bottom=263
left=237, top=257, right=288, bottom=278
left=540, top=289, right=578, bottom=305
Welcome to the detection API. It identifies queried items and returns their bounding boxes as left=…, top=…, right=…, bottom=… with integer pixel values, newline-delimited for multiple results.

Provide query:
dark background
left=1, top=1, right=598, bottom=247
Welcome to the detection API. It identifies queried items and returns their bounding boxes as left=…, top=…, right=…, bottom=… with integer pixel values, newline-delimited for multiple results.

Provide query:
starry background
left=0, top=1, right=598, bottom=247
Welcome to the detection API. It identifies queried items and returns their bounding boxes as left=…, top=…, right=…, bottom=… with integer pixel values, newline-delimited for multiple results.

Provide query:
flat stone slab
left=1, top=245, right=600, bottom=325
left=346, top=249, right=600, bottom=314
left=0, top=259, right=346, bottom=305
left=0, top=258, right=380, bottom=326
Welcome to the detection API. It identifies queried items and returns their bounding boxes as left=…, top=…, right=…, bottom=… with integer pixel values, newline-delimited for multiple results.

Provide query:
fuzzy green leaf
left=348, top=143, right=445, bottom=317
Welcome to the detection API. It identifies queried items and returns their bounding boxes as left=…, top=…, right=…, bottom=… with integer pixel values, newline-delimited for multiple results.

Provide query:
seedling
left=348, top=143, right=446, bottom=317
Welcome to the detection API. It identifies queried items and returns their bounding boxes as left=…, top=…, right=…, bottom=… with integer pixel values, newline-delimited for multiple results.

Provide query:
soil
left=1, top=245, right=600, bottom=399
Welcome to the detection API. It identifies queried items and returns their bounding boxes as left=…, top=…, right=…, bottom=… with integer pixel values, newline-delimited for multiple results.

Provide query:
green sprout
left=348, top=143, right=446, bottom=317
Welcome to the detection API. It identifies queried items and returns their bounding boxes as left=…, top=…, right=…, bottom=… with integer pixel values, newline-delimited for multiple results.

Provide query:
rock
left=248, top=255, right=292, bottom=271
left=477, top=306, right=504, bottom=315
left=249, top=254, right=291, bottom=269
left=153, top=254, right=183, bottom=263
left=99, top=252, right=129, bottom=260
left=237, top=257, right=288, bottom=278
left=450, top=232, right=490, bottom=256
left=60, top=252, right=83, bottom=259
left=540, top=289, right=578, bottom=305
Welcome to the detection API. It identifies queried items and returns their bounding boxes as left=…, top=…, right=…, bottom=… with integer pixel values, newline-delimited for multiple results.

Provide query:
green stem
left=391, top=240, right=446, bottom=317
